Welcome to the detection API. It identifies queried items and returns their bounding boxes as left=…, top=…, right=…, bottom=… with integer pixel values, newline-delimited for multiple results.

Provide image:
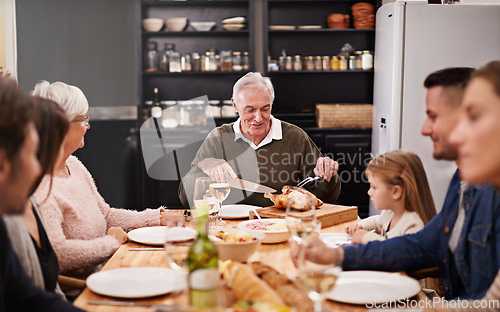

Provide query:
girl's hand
left=107, top=227, right=128, bottom=245
left=351, top=229, right=369, bottom=244
left=161, top=211, right=186, bottom=227
left=345, top=223, right=363, bottom=235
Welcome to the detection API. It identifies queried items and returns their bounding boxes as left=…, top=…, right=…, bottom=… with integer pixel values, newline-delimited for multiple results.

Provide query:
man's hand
left=313, top=157, right=339, bottom=182
left=197, top=157, right=237, bottom=182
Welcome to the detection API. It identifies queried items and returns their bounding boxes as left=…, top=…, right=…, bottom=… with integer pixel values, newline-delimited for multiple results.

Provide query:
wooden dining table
left=73, top=212, right=428, bottom=312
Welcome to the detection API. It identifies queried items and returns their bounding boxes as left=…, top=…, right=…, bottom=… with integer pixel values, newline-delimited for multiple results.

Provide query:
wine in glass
left=285, top=197, right=319, bottom=245
left=209, top=173, right=231, bottom=226
left=299, top=261, right=342, bottom=312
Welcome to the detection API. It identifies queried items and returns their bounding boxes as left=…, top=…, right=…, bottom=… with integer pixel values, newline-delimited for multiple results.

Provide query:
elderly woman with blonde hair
left=31, top=80, right=184, bottom=295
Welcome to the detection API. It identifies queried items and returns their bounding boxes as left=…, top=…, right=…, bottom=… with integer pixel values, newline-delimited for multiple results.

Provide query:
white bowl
left=209, top=228, right=265, bottom=262
left=142, top=18, right=164, bottom=32
left=237, top=218, right=290, bottom=244
left=165, top=17, right=188, bottom=32
left=191, top=21, right=216, bottom=32
left=222, top=23, right=246, bottom=31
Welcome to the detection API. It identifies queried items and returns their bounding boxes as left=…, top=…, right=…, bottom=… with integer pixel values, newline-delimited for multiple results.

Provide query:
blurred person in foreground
left=179, top=72, right=341, bottom=207
left=3, top=96, right=69, bottom=299
left=291, top=67, right=500, bottom=300
left=435, top=59, right=500, bottom=312
left=31, top=80, right=184, bottom=295
left=0, top=77, right=83, bottom=311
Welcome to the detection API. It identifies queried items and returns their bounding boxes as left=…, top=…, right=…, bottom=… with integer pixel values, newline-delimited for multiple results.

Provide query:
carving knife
left=229, top=177, right=276, bottom=193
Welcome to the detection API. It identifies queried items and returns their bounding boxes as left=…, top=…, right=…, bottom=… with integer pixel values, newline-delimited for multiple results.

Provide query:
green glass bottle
left=187, top=202, right=218, bottom=308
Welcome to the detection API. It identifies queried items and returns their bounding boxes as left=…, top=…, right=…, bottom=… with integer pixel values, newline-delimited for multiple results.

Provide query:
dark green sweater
left=178, top=121, right=341, bottom=207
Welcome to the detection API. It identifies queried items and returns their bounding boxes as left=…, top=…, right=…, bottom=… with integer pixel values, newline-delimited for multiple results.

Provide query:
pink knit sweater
left=34, top=156, right=161, bottom=275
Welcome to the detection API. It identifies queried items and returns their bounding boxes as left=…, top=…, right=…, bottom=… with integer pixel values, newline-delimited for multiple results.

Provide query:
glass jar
left=355, top=51, right=363, bottom=70
left=192, top=100, right=207, bottom=126
left=339, top=55, right=348, bottom=70
left=182, top=52, right=192, bottom=72
left=322, top=56, right=330, bottom=70
left=232, top=51, right=242, bottom=71
left=206, top=51, right=217, bottom=72
left=349, top=55, right=356, bottom=70
left=179, top=100, right=193, bottom=126
left=222, top=100, right=237, bottom=117
left=304, top=56, right=314, bottom=70
left=169, top=50, right=182, bottom=73
left=207, top=100, right=221, bottom=118
left=162, top=101, right=180, bottom=129
left=314, top=56, right=322, bottom=70
left=220, top=50, right=233, bottom=71
left=278, top=56, right=285, bottom=71
left=158, top=43, right=174, bottom=72
left=242, top=52, right=250, bottom=71
left=285, top=56, right=293, bottom=71
left=192, top=52, right=201, bottom=72
left=331, top=56, right=340, bottom=70
left=144, top=41, right=158, bottom=72
left=293, top=55, right=302, bottom=71
left=362, top=50, right=373, bottom=70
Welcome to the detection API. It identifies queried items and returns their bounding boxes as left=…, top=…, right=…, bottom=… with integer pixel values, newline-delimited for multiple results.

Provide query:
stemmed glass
left=286, top=197, right=340, bottom=312
left=209, top=173, right=231, bottom=227
left=193, top=177, right=217, bottom=229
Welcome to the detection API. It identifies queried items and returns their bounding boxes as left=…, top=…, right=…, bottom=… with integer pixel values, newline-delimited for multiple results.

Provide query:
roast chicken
left=264, top=186, right=323, bottom=210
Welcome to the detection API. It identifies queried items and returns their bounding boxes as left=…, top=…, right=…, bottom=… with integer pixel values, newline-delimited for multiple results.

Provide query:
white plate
left=319, top=233, right=352, bottom=248
left=128, top=226, right=197, bottom=246
left=237, top=218, right=290, bottom=244
left=269, top=25, right=296, bottom=30
left=327, top=271, right=421, bottom=305
left=86, top=267, right=186, bottom=299
left=219, top=204, right=258, bottom=219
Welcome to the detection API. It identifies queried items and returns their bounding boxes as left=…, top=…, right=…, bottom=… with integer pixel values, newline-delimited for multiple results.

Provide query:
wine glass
left=209, top=172, right=231, bottom=227
left=299, top=258, right=342, bottom=312
left=285, top=196, right=319, bottom=245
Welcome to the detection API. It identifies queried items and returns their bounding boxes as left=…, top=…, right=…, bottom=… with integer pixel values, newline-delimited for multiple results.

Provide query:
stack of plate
left=222, top=16, right=246, bottom=31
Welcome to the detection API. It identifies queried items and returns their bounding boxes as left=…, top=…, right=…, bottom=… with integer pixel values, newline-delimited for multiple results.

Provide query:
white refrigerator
left=371, top=1, right=500, bottom=215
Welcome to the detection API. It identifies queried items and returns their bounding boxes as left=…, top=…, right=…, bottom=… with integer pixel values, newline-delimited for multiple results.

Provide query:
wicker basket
left=316, top=103, right=373, bottom=128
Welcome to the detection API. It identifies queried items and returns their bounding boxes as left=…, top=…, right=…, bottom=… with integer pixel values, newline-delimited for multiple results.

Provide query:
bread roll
left=222, top=261, right=284, bottom=305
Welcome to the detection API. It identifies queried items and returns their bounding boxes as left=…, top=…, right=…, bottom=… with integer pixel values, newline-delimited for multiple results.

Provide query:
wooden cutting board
left=249, top=203, right=358, bottom=228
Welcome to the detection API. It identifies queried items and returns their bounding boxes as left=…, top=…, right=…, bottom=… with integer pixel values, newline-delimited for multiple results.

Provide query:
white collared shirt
left=232, top=115, right=282, bottom=150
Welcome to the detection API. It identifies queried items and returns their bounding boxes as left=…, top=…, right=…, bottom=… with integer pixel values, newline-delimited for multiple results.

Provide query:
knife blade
left=229, top=177, right=276, bottom=193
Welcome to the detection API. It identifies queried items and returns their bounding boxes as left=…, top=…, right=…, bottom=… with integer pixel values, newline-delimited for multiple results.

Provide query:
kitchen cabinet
left=137, top=0, right=377, bottom=216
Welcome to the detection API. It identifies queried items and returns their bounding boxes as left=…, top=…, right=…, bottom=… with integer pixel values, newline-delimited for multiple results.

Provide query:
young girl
left=346, top=150, right=437, bottom=244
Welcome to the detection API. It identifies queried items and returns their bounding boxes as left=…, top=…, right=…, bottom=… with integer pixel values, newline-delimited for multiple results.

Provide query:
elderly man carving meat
left=179, top=72, right=341, bottom=208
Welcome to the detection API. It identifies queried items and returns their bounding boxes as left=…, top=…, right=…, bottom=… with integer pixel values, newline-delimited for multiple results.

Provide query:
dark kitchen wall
left=16, top=0, right=139, bottom=209
left=16, top=0, right=136, bottom=107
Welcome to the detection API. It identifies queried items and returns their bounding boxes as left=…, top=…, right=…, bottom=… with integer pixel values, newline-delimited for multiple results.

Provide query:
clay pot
left=327, top=14, right=350, bottom=29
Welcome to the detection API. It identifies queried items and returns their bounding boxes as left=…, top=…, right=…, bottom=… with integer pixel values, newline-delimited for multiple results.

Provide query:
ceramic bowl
left=142, top=18, right=164, bottom=32
left=190, top=21, right=216, bottom=32
left=237, top=218, right=290, bottom=244
left=165, top=17, right=188, bottom=32
left=209, top=228, right=265, bottom=262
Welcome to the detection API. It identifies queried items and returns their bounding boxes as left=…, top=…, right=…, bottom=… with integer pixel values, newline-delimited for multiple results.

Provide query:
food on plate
left=264, top=186, right=323, bottom=210
left=250, top=262, right=314, bottom=312
left=221, top=261, right=284, bottom=305
left=243, top=220, right=287, bottom=231
left=211, top=230, right=256, bottom=243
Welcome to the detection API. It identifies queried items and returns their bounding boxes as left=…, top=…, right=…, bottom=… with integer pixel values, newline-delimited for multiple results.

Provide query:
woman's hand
left=290, top=235, right=344, bottom=267
left=345, top=223, right=363, bottom=235
left=161, top=211, right=186, bottom=227
left=107, top=227, right=128, bottom=244
left=351, top=229, right=369, bottom=244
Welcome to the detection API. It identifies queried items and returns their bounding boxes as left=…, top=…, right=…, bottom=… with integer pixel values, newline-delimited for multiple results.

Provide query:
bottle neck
left=196, top=214, right=209, bottom=238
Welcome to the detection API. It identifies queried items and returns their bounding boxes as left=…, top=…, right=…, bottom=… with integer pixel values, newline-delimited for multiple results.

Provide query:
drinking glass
left=285, top=197, right=319, bottom=245
left=299, top=259, right=342, bottom=312
left=209, top=173, right=231, bottom=227
left=193, top=177, right=217, bottom=229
